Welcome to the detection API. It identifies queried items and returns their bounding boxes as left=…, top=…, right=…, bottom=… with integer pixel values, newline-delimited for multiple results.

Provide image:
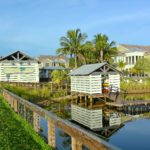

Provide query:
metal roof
left=41, top=66, right=65, bottom=70
left=69, top=62, right=107, bottom=75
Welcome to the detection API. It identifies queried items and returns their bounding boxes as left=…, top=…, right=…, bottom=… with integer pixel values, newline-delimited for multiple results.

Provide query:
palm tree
left=78, top=41, right=95, bottom=64
left=93, top=34, right=117, bottom=63
left=57, top=29, right=87, bottom=68
left=118, top=60, right=126, bottom=71
left=134, top=58, right=150, bottom=76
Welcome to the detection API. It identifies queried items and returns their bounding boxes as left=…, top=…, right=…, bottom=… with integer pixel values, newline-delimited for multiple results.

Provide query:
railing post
left=33, top=112, right=40, bottom=132
left=13, top=99, right=18, bottom=112
left=48, top=120, right=56, bottom=149
left=71, top=136, right=82, bottom=150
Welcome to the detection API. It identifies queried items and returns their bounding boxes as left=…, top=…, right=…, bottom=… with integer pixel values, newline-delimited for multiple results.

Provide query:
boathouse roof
left=70, top=62, right=121, bottom=76
left=0, top=51, right=36, bottom=61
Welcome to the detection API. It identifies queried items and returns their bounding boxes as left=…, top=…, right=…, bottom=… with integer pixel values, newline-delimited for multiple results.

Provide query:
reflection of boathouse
left=70, top=63, right=121, bottom=130
left=0, top=51, right=39, bottom=83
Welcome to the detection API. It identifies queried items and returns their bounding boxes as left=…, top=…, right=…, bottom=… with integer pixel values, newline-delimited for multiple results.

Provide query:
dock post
left=33, top=112, right=40, bottom=132
left=13, top=99, right=18, bottom=113
left=48, top=120, right=56, bottom=149
left=85, top=96, right=88, bottom=107
left=89, top=96, right=93, bottom=108
left=71, top=136, right=82, bottom=150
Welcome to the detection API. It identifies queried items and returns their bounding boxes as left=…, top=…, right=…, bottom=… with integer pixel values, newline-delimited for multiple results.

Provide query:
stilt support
left=48, top=120, right=56, bottom=149
left=72, top=137, right=82, bottom=150
left=33, top=112, right=40, bottom=132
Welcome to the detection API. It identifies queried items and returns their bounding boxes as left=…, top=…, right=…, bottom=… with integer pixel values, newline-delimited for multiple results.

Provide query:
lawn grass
left=0, top=96, right=51, bottom=150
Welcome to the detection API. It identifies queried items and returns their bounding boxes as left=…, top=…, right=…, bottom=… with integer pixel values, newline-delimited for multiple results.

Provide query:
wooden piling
left=72, top=136, right=82, bottom=150
left=48, top=120, right=56, bottom=149
left=33, top=112, right=40, bottom=132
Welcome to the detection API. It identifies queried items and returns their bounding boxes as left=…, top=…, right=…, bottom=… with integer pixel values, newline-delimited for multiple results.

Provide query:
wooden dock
left=106, top=100, right=150, bottom=108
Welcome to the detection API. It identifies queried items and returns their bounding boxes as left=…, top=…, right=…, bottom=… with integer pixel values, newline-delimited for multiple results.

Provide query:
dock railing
left=2, top=89, right=120, bottom=150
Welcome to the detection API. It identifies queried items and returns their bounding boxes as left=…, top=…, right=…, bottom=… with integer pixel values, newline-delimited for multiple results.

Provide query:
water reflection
left=39, top=117, right=90, bottom=150
left=109, top=119, right=150, bottom=150
left=39, top=117, right=71, bottom=150
left=39, top=101, right=150, bottom=150
left=55, top=128, right=71, bottom=150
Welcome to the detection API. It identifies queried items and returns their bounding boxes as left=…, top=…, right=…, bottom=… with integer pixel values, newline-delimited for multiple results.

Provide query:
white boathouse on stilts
left=70, top=62, right=121, bottom=130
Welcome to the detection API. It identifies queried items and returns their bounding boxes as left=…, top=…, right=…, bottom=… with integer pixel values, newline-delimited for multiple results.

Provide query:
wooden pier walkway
left=106, top=100, right=150, bottom=108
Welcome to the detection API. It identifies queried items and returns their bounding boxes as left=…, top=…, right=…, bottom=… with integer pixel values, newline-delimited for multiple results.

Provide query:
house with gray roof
left=37, top=55, right=69, bottom=68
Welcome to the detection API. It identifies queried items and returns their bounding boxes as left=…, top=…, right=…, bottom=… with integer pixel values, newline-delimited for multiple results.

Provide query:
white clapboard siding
left=71, top=75, right=102, bottom=94
left=0, top=62, right=39, bottom=83
left=109, top=117, right=121, bottom=126
left=109, top=74, right=120, bottom=92
left=71, top=104, right=103, bottom=130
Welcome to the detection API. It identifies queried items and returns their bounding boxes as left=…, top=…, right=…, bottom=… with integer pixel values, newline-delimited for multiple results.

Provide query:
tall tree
left=78, top=41, right=95, bottom=64
left=118, top=60, right=126, bottom=71
left=93, top=34, right=117, bottom=63
left=56, top=29, right=87, bottom=68
left=134, top=58, right=150, bottom=76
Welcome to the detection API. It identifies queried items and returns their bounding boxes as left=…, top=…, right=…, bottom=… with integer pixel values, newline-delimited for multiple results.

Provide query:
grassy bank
left=0, top=96, right=51, bottom=150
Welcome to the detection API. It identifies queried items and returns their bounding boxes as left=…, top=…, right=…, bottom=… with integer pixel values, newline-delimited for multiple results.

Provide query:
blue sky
left=0, top=0, right=150, bottom=56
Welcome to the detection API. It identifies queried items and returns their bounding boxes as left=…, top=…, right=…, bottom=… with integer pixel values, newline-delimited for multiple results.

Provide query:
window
left=136, top=56, right=138, bottom=62
left=132, top=56, right=134, bottom=64
left=126, top=57, right=128, bottom=64
left=45, top=63, right=49, bottom=67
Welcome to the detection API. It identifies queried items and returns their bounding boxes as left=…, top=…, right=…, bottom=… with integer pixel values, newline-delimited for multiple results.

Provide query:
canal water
left=39, top=117, right=150, bottom=150
left=109, top=118, right=150, bottom=150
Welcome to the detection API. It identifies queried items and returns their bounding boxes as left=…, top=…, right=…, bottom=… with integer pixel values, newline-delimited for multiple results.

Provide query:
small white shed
left=70, top=62, right=121, bottom=94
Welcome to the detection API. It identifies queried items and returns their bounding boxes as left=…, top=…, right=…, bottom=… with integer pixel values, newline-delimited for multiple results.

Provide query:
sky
left=0, top=0, right=150, bottom=56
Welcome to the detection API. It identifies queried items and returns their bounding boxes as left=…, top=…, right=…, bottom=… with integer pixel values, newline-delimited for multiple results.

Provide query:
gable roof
left=119, top=44, right=150, bottom=53
left=0, top=51, right=35, bottom=61
left=37, top=55, right=68, bottom=62
left=69, top=62, right=121, bottom=76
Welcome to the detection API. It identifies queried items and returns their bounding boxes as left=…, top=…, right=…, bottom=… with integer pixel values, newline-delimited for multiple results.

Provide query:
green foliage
left=121, top=78, right=150, bottom=90
left=69, top=58, right=75, bottom=68
left=4, top=85, right=51, bottom=101
left=118, top=60, right=126, bottom=71
left=57, top=29, right=118, bottom=68
left=93, top=33, right=118, bottom=63
left=0, top=96, right=51, bottom=150
left=134, top=58, right=150, bottom=75
left=121, top=78, right=150, bottom=100
left=51, top=70, right=69, bottom=85
left=57, top=28, right=88, bottom=68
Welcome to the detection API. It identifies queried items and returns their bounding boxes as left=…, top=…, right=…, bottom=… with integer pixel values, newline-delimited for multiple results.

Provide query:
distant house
left=0, top=51, right=39, bottom=83
left=114, top=44, right=150, bottom=70
left=37, top=55, right=69, bottom=82
left=70, top=62, right=121, bottom=95
left=37, top=55, right=69, bottom=68
left=39, top=66, right=65, bottom=82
